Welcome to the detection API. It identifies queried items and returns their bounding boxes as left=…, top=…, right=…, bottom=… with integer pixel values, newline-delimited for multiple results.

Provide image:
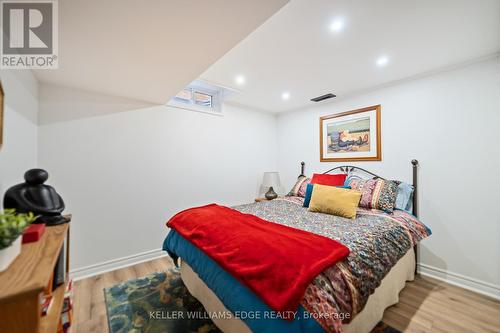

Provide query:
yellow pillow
left=308, top=184, right=362, bottom=219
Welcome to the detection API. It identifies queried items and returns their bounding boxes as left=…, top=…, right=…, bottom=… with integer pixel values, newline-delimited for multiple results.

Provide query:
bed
left=164, top=160, right=431, bottom=333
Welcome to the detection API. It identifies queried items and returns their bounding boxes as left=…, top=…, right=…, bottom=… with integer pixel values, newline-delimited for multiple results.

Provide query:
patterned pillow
left=346, top=178, right=399, bottom=213
left=287, top=176, right=311, bottom=197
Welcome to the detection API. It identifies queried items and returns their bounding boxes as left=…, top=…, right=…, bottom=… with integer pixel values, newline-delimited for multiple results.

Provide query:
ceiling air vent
left=310, top=93, right=336, bottom=102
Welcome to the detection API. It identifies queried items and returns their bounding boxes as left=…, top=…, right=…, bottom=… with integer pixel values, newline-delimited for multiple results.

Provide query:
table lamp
left=262, top=172, right=281, bottom=200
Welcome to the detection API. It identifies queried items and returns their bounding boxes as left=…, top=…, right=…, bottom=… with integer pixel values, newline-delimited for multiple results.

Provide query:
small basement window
left=168, top=80, right=233, bottom=115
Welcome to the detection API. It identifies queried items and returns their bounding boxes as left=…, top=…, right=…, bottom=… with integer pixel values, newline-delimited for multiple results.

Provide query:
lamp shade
left=262, top=172, right=281, bottom=188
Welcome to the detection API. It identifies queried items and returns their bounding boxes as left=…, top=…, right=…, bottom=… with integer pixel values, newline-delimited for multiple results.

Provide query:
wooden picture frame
left=320, top=105, right=381, bottom=162
left=0, top=81, right=4, bottom=150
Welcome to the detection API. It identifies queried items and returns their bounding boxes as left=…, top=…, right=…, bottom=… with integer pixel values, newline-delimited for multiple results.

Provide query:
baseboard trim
left=70, top=250, right=500, bottom=301
left=70, top=248, right=168, bottom=281
left=417, top=263, right=500, bottom=300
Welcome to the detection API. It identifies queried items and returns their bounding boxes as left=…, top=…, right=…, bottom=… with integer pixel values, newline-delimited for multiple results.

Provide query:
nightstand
left=255, top=197, right=280, bottom=202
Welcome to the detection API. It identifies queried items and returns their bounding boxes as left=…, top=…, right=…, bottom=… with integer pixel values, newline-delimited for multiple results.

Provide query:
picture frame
left=320, top=105, right=381, bottom=162
left=0, top=81, right=3, bottom=150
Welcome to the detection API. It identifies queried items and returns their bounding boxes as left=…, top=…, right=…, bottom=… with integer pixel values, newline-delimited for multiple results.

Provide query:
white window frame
left=168, top=80, right=230, bottom=116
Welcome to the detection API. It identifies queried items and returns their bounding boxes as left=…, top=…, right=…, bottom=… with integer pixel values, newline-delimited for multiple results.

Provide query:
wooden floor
left=73, top=257, right=500, bottom=333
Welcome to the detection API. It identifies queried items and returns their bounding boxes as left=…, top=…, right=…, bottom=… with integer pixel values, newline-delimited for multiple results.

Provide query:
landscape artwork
left=320, top=105, right=381, bottom=162
left=327, top=117, right=371, bottom=153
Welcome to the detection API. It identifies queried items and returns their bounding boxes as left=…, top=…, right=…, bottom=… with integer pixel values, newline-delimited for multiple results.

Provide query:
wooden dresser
left=0, top=222, right=70, bottom=333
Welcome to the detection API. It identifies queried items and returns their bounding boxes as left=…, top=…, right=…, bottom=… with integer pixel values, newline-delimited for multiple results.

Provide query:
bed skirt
left=180, top=249, right=415, bottom=333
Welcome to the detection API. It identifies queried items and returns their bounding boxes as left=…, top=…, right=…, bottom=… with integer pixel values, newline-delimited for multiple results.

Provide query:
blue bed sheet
left=163, top=230, right=325, bottom=333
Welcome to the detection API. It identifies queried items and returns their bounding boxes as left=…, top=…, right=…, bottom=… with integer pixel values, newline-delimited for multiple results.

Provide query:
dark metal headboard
left=322, top=165, right=386, bottom=180
left=299, top=159, right=420, bottom=273
left=299, top=159, right=419, bottom=217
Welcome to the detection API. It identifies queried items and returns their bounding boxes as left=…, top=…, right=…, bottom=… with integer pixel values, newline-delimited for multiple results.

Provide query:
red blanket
left=166, top=204, right=350, bottom=314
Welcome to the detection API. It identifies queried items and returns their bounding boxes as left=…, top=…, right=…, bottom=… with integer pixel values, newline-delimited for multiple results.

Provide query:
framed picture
left=0, top=81, right=3, bottom=149
left=320, top=105, right=381, bottom=162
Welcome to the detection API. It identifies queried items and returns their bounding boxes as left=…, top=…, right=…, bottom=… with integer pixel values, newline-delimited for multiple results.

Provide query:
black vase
left=265, top=186, right=278, bottom=200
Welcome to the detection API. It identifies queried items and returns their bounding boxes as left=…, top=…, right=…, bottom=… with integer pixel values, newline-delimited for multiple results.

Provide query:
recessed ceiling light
left=281, top=92, right=290, bottom=100
left=235, top=75, right=246, bottom=86
left=329, top=18, right=345, bottom=33
left=376, top=56, right=389, bottom=67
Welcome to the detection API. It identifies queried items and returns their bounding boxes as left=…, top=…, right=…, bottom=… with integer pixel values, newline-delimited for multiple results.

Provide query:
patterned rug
left=104, top=269, right=401, bottom=333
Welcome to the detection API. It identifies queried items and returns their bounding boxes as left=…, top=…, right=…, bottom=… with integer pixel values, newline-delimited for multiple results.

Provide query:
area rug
left=104, top=268, right=401, bottom=333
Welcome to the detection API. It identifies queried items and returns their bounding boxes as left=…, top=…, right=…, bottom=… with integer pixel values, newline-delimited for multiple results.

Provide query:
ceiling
left=33, top=0, right=289, bottom=104
left=201, top=0, right=500, bottom=113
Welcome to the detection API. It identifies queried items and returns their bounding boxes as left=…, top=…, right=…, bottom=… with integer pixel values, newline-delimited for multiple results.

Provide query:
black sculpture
left=3, top=169, right=68, bottom=226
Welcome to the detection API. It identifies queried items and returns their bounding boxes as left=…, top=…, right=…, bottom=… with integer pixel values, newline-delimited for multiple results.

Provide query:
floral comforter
left=233, top=197, right=431, bottom=333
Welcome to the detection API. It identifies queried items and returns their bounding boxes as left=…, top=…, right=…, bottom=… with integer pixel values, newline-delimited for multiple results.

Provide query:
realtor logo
left=1, top=0, right=58, bottom=69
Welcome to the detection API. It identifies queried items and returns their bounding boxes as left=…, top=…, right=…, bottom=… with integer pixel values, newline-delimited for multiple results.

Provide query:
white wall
left=277, top=58, right=500, bottom=294
left=0, top=70, right=38, bottom=207
left=38, top=85, right=278, bottom=272
left=36, top=58, right=500, bottom=297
